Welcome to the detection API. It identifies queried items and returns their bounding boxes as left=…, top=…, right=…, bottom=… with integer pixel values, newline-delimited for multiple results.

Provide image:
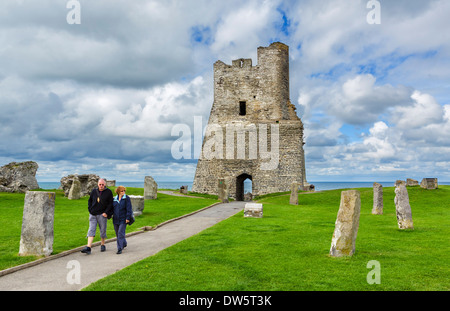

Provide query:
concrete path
left=0, top=201, right=245, bottom=291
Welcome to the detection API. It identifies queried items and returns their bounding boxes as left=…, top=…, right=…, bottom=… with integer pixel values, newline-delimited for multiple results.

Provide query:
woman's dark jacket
left=113, top=194, right=133, bottom=225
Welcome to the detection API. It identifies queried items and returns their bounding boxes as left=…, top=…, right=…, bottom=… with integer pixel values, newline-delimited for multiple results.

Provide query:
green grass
left=0, top=188, right=218, bottom=271
left=84, top=186, right=449, bottom=291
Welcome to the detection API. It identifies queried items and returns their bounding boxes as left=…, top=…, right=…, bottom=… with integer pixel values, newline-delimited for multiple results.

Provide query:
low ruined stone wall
left=60, top=174, right=100, bottom=197
left=0, top=161, right=39, bottom=193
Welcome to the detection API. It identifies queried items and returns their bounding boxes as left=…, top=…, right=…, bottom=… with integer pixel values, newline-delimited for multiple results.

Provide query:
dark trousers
left=114, top=223, right=127, bottom=250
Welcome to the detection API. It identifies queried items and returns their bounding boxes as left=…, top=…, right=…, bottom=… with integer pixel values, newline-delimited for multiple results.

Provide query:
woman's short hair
left=115, top=186, right=126, bottom=195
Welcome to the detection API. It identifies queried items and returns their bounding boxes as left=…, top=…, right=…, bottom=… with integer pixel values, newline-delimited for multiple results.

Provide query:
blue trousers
left=114, top=223, right=128, bottom=250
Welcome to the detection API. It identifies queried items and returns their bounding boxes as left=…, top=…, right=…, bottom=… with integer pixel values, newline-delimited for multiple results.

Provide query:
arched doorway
left=236, top=173, right=252, bottom=201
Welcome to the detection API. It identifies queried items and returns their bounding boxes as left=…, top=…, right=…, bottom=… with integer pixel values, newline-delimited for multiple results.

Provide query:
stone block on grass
left=244, top=203, right=263, bottom=218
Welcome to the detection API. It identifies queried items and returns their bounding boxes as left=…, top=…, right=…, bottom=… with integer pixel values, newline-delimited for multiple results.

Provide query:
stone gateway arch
left=192, top=42, right=307, bottom=200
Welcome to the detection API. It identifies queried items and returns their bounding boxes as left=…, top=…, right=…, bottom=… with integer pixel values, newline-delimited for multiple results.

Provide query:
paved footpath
left=0, top=201, right=245, bottom=291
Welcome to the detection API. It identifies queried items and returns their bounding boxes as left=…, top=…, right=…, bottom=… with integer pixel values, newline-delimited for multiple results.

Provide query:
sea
left=38, top=181, right=450, bottom=192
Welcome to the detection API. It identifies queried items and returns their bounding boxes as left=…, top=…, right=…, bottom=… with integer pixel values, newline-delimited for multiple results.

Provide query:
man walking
left=81, top=178, right=113, bottom=254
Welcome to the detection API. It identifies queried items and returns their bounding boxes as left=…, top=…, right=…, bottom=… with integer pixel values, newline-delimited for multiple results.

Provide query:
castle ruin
left=192, top=42, right=307, bottom=200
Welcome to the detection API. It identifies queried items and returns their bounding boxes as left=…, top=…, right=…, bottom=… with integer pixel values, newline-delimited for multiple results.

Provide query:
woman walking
left=113, top=186, right=133, bottom=254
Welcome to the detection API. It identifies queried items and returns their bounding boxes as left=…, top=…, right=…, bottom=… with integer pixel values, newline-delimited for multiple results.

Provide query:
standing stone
left=218, top=178, right=229, bottom=203
left=129, top=195, right=145, bottom=216
left=372, top=182, right=383, bottom=215
left=244, top=203, right=263, bottom=218
left=394, top=184, right=414, bottom=230
left=330, top=190, right=361, bottom=257
left=106, top=180, right=116, bottom=187
left=406, top=178, right=419, bottom=186
left=395, top=180, right=405, bottom=187
left=289, top=182, right=299, bottom=205
left=180, top=185, right=188, bottom=194
left=420, top=178, right=438, bottom=190
left=19, top=192, right=55, bottom=257
left=68, top=176, right=82, bottom=200
left=144, top=176, right=157, bottom=200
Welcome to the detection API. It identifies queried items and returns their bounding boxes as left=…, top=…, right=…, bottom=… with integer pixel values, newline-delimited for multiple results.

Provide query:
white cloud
left=300, top=74, right=412, bottom=126
left=211, top=0, right=280, bottom=59
left=392, top=90, right=444, bottom=130
left=115, top=163, right=140, bottom=172
left=361, top=121, right=397, bottom=161
left=96, top=76, right=211, bottom=139
left=332, top=74, right=412, bottom=124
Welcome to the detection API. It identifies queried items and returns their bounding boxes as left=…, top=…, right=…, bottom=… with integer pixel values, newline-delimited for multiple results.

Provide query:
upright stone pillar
left=68, top=176, right=82, bottom=200
left=394, top=184, right=414, bottom=229
left=420, top=178, right=438, bottom=189
left=180, top=185, right=188, bottom=194
left=218, top=178, right=229, bottom=203
left=144, top=176, right=157, bottom=200
left=372, top=182, right=383, bottom=215
left=129, top=195, right=145, bottom=216
left=106, top=180, right=116, bottom=187
left=19, top=192, right=55, bottom=257
left=289, top=182, right=299, bottom=205
left=395, top=180, right=405, bottom=187
left=330, top=190, right=361, bottom=257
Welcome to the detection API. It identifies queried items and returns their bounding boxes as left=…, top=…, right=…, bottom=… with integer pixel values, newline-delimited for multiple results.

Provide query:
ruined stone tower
left=192, top=42, right=307, bottom=200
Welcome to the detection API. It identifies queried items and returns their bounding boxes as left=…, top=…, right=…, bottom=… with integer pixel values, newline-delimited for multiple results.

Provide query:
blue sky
left=0, top=0, right=449, bottom=184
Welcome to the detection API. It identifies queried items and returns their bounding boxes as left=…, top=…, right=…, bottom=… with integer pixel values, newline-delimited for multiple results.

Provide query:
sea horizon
left=38, top=180, right=450, bottom=192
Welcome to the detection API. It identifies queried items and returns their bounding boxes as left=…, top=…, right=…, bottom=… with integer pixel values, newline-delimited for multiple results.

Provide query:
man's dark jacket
left=88, top=187, right=114, bottom=217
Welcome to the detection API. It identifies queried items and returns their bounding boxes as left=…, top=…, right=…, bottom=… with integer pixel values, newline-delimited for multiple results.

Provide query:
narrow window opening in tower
left=239, top=101, right=246, bottom=116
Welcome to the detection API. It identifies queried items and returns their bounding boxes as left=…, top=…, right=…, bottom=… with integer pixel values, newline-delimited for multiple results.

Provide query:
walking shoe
left=116, top=249, right=122, bottom=254
left=81, top=246, right=91, bottom=254
left=101, top=245, right=106, bottom=252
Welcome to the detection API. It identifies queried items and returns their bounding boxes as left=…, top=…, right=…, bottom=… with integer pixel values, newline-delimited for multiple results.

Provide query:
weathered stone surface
left=68, top=176, right=82, bottom=200
left=330, top=190, right=361, bottom=257
left=0, top=161, right=39, bottom=193
left=144, top=176, right=157, bottom=200
left=106, top=180, right=116, bottom=187
left=420, top=178, right=438, bottom=190
left=406, top=178, right=419, bottom=186
left=372, top=182, right=383, bottom=215
left=218, top=178, right=229, bottom=203
left=19, top=191, right=55, bottom=257
left=395, top=184, right=414, bottom=230
left=180, top=185, right=188, bottom=194
left=129, top=195, right=145, bottom=216
left=395, top=180, right=405, bottom=187
left=60, top=174, right=99, bottom=197
left=192, top=43, right=307, bottom=200
left=243, top=192, right=253, bottom=201
left=244, top=203, right=263, bottom=218
left=289, top=182, right=299, bottom=205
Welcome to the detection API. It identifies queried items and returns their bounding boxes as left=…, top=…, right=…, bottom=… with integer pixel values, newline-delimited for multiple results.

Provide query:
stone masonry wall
left=192, top=42, right=306, bottom=199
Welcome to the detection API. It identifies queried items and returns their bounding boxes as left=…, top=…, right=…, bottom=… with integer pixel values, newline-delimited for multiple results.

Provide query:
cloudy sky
left=1, top=0, right=449, bottom=184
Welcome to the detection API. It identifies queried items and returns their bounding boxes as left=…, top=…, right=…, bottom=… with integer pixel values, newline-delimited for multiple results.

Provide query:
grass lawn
left=84, top=186, right=449, bottom=291
left=0, top=188, right=219, bottom=271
